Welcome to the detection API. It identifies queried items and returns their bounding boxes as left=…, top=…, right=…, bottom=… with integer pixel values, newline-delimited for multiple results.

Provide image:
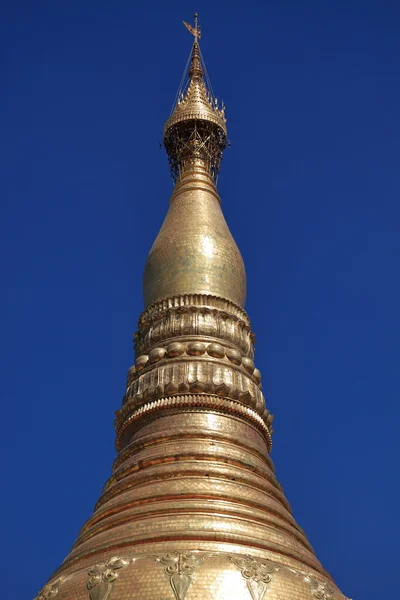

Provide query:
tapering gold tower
left=35, top=16, right=350, bottom=600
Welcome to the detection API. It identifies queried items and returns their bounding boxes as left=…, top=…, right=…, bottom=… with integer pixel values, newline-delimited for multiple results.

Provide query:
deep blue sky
left=2, top=1, right=399, bottom=598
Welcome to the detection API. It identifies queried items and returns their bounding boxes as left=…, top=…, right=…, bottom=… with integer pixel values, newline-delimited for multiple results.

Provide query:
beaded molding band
left=115, top=394, right=272, bottom=453
left=132, top=341, right=261, bottom=383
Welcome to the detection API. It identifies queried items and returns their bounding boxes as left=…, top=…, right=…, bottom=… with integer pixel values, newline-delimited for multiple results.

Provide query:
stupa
left=35, top=15, right=350, bottom=600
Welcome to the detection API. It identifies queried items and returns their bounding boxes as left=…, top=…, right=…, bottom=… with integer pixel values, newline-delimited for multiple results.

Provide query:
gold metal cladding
left=134, top=355, right=148, bottom=372
left=143, top=166, right=247, bottom=308
left=164, top=79, right=227, bottom=133
left=148, top=347, right=166, bottom=363
left=36, top=18, right=350, bottom=600
left=207, top=342, right=225, bottom=358
left=186, top=341, right=206, bottom=356
left=253, top=368, right=262, bottom=384
left=183, top=14, right=202, bottom=41
left=157, top=551, right=205, bottom=600
left=164, top=18, right=227, bottom=182
left=74, top=496, right=310, bottom=555
left=66, top=508, right=324, bottom=574
left=229, top=554, right=278, bottom=599
left=115, top=394, right=272, bottom=453
left=40, top=551, right=349, bottom=600
left=87, top=556, right=130, bottom=600
left=242, top=356, right=255, bottom=374
left=111, top=413, right=276, bottom=474
left=139, top=294, right=251, bottom=325
left=226, top=347, right=242, bottom=365
left=122, top=358, right=269, bottom=424
left=131, top=340, right=261, bottom=383
left=164, top=31, right=226, bottom=134
left=106, top=445, right=284, bottom=502
left=167, top=342, right=186, bottom=357
left=135, top=294, right=253, bottom=358
left=34, top=575, right=71, bottom=600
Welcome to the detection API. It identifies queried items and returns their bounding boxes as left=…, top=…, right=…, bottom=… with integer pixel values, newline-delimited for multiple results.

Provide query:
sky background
left=1, top=1, right=399, bottom=598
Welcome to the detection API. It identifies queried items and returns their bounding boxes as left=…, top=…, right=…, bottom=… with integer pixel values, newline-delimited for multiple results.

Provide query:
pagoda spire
left=185, top=14, right=203, bottom=80
left=144, top=14, right=245, bottom=309
left=34, top=17, right=351, bottom=600
left=164, top=14, right=226, bottom=183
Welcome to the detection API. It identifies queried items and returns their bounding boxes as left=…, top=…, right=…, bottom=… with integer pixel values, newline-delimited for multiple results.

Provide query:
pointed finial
left=164, top=15, right=227, bottom=183
left=183, top=14, right=203, bottom=81
left=183, top=13, right=201, bottom=40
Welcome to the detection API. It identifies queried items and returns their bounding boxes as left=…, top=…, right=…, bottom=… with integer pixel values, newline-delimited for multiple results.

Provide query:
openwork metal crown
left=163, top=15, right=227, bottom=183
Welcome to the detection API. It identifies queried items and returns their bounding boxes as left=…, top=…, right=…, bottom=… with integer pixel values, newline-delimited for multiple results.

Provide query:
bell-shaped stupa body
left=34, top=15, right=350, bottom=600
left=143, top=160, right=246, bottom=307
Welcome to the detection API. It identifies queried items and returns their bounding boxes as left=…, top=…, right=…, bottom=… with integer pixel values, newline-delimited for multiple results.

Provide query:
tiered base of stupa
left=36, top=295, right=347, bottom=600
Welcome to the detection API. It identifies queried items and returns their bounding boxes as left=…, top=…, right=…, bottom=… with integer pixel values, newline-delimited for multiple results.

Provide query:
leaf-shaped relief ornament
left=170, top=572, right=192, bottom=600
left=86, top=556, right=129, bottom=600
left=108, top=557, right=130, bottom=571
left=304, top=575, right=337, bottom=600
left=246, top=579, right=269, bottom=600
left=88, top=580, right=113, bottom=600
left=230, top=555, right=278, bottom=600
left=157, top=552, right=205, bottom=600
left=34, top=575, right=70, bottom=600
left=102, top=569, right=119, bottom=584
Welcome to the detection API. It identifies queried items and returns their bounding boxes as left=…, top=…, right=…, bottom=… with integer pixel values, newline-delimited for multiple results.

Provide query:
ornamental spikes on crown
left=163, top=14, right=227, bottom=183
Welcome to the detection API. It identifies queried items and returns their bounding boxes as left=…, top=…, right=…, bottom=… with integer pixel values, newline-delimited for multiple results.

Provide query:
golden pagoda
left=35, top=15, right=350, bottom=600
